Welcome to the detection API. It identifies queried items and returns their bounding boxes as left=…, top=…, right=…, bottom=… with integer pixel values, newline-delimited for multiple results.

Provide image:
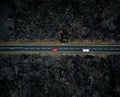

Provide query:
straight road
left=0, top=44, right=120, bottom=53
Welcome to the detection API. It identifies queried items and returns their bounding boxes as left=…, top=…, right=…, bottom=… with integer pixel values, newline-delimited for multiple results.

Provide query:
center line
left=25, top=48, right=29, bottom=49
left=36, top=48, right=40, bottom=49
left=104, top=48, right=108, bottom=50
left=110, top=48, right=114, bottom=50
left=92, top=48, right=96, bottom=50
left=10, top=48, right=14, bottom=49
left=42, top=48, right=46, bottom=49
left=98, top=48, right=102, bottom=50
left=59, top=48, right=63, bottom=49
left=115, top=48, right=120, bottom=50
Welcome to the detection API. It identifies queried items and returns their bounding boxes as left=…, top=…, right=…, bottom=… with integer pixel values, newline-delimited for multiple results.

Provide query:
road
left=0, top=44, right=120, bottom=53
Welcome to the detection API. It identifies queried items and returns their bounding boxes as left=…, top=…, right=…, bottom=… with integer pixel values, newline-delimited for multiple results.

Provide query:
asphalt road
left=0, top=44, right=120, bottom=53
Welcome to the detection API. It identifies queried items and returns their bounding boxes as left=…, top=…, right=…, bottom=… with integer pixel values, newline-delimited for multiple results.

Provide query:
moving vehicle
left=52, top=48, right=58, bottom=52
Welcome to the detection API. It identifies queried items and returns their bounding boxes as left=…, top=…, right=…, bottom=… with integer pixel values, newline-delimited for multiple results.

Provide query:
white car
left=83, top=49, right=89, bottom=52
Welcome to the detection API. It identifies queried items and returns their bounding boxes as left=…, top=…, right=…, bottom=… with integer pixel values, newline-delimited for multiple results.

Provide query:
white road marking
left=98, top=48, right=102, bottom=50
left=115, top=48, right=120, bottom=50
left=42, top=48, right=46, bottom=49
left=92, top=48, right=96, bottom=50
left=70, top=48, right=74, bottom=49
left=25, top=48, right=29, bottom=49
left=110, top=48, right=114, bottom=50
left=47, top=48, right=51, bottom=49
left=10, top=48, right=14, bottom=49
left=75, top=48, right=79, bottom=49
left=36, top=48, right=40, bottom=49
left=64, top=48, right=68, bottom=49
left=59, top=48, right=63, bottom=49
left=104, top=48, right=108, bottom=50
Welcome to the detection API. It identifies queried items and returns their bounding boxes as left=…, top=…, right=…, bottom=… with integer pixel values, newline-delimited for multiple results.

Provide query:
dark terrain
left=0, top=54, right=120, bottom=97
left=0, top=1, right=120, bottom=97
left=0, top=0, right=120, bottom=41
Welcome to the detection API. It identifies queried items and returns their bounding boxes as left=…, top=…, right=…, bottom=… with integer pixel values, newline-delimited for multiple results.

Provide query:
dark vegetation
left=0, top=0, right=120, bottom=41
left=58, top=29, right=69, bottom=43
left=0, top=54, right=120, bottom=97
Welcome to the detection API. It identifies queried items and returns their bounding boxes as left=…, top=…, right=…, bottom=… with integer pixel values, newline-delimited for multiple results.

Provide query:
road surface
left=0, top=44, right=120, bottom=53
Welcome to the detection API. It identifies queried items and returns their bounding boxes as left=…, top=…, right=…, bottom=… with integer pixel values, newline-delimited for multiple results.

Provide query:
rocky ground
left=0, top=54, right=120, bottom=97
left=0, top=0, right=120, bottom=41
